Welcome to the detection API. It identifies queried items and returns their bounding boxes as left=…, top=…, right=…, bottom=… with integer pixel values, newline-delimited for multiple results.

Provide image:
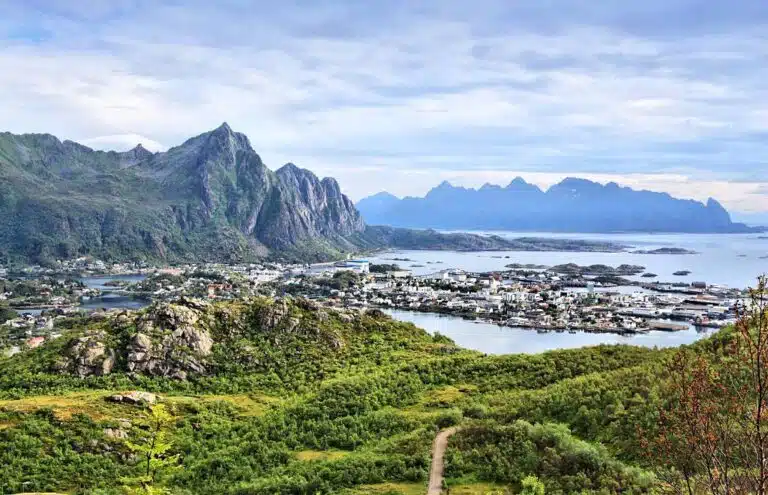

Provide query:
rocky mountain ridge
left=357, top=177, right=755, bottom=233
left=0, top=124, right=364, bottom=263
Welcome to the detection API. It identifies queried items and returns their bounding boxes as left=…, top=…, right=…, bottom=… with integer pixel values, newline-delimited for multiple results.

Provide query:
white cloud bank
left=0, top=1, right=767, bottom=213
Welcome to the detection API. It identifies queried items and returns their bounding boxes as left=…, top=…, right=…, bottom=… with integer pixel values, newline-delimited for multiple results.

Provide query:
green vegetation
left=370, top=264, right=401, bottom=273
left=0, top=303, right=17, bottom=324
left=0, top=285, right=765, bottom=494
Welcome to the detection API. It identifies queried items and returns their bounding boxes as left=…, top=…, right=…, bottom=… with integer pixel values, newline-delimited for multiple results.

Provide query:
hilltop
left=0, top=295, right=729, bottom=494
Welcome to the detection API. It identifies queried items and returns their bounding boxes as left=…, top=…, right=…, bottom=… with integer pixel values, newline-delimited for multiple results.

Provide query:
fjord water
left=370, top=232, right=768, bottom=289
left=376, top=232, right=767, bottom=354
left=386, top=309, right=715, bottom=354
left=79, top=274, right=149, bottom=311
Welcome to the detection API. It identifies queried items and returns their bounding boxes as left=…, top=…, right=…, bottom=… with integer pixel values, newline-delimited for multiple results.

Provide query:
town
left=1, top=254, right=746, bottom=358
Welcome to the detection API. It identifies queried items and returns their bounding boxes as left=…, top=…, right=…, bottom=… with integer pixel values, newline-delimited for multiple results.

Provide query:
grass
left=447, top=483, right=509, bottom=494
left=294, top=450, right=351, bottom=462
left=165, top=393, right=280, bottom=417
left=419, top=384, right=476, bottom=408
left=0, top=391, right=130, bottom=420
left=0, top=391, right=280, bottom=421
left=342, top=483, right=425, bottom=495
left=344, top=483, right=508, bottom=495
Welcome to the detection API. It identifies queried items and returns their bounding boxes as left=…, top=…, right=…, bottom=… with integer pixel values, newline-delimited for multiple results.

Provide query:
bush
left=436, top=409, right=463, bottom=429
left=463, top=404, right=489, bottom=419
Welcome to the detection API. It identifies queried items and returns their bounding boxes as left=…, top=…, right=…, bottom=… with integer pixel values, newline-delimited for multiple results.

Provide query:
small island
left=549, top=263, right=645, bottom=277
left=673, top=270, right=692, bottom=276
left=632, top=247, right=697, bottom=255
left=506, top=263, right=549, bottom=270
left=641, top=272, right=658, bottom=278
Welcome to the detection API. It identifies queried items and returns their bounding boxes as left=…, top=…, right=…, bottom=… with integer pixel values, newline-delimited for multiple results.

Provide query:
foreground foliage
left=0, top=291, right=758, bottom=494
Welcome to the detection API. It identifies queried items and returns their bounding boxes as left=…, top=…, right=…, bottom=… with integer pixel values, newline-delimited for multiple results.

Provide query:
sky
left=1, top=1, right=768, bottom=219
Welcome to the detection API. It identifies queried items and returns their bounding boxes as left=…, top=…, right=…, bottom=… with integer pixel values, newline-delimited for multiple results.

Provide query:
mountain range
left=3, top=125, right=620, bottom=265
left=0, top=123, right=373, bottom=264
left=357, top=178, right=755, bottom=233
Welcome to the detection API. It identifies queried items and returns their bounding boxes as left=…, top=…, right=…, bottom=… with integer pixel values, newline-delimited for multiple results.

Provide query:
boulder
left=65, top=332, right=116, bottom=378
left=126, top=301, right=214, bottom=379
left=104, top=427, right=128, bottom=439
left=107, top=391, right=157, bottom=405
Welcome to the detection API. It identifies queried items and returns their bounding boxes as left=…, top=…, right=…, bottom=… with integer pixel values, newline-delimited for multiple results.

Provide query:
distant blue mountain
left=356, top=177, right=755, bottom=233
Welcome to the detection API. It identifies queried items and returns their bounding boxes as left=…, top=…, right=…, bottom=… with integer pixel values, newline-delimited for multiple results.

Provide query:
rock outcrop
left=56, top=300, right=215, bottom=380
left=127, top=302, right=214, bottom=379
left=107, top=391, right=158, bottom=405
left=57, top=331, right=116, bottom=378
left=51, top=297, right=368, bottom=381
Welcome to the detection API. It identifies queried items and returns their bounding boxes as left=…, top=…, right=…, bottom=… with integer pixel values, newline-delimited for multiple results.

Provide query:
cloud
left=755, top=184, right=768, bottom=196
left=0, top=0, right=767, bottom=212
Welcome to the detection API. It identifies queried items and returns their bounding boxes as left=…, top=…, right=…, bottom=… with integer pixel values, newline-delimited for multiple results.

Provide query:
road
left=427, top=427, right=460, bottom=495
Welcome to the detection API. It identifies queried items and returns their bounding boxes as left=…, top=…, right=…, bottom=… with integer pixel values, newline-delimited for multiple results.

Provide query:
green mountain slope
left=0, top=297, right=668, bottom=494
left=0, top=124, right=365, bottom=264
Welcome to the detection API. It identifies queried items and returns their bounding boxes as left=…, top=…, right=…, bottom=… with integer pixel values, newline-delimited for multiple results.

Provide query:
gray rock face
left=127, top=302, right=214, bottom=378
left=260, top=163, right=365, bottom=248
left=57, top=300, right=215, bottom=380
left=59, top=332, right=116, bottom=378
left=104, top=427, right=129, bottom=439
left=0, top=124, right=365, bottom=263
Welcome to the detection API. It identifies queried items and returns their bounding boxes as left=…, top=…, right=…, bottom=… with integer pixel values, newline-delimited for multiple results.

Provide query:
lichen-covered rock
left=259, top=299, right=290, bottom=329
left=57, top=299, right=215, bottom=380
left=126, top=301, right=214, bottom=378
left=104, top=427, right=129, bottom=439
left=59, top=331, right=116, bottom=378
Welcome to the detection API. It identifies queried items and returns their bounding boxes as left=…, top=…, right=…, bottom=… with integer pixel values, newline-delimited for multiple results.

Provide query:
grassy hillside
left=0, top=296, right=720, bottom=494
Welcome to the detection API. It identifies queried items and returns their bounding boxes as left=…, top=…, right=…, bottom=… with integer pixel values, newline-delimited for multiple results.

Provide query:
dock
left=648, top=320, right=689, bottom=331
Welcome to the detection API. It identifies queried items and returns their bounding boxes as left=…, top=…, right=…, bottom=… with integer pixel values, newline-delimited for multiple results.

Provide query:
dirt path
left=427, top=426, right=460, bottom=495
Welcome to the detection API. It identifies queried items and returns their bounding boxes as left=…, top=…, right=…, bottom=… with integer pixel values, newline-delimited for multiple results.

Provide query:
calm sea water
left=386, top=309, right=716, bottom=355
left=373, top=232, right=766, bottom=354
left=78, top=275, right=150, bottom=311
left=80, top=274, right=147, bottom=291
left=370, top=232, right=768, bottom=289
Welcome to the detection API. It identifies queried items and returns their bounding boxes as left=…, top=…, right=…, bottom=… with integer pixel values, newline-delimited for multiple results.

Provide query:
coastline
left=371, top=303, right=701, bottom=336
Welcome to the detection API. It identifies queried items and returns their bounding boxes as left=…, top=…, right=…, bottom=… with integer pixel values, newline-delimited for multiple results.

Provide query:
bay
left=79, top=274, right=147, bottom=291
left=370, top=232, right=768, bottom=289
left=374, top=231, right=765, bottom=353
left=386, top=309, right=716, bottom=355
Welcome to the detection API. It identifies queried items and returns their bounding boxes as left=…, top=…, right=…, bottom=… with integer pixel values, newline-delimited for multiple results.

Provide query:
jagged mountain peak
left=505, top=177, right=542, bottom=193
left=507, top=176, right=528, bottom=187
left=171, top=123, right=253, bottom=156
left=321, top=176, right=341, bottom=189
left=214, top=121, right=232, bottom=133
left=0, top=126, right=367, bottom=262
left=369, top=191, right=399, bottom=200
left=551, top=177, right=600, bottom=189
left=479, top=183, right=501, bottom=191
left=126, top=143, right=154, bottom=159
left=355, top=176, right=751, bottom=233
left=276, top=162, right=309, bottom=176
